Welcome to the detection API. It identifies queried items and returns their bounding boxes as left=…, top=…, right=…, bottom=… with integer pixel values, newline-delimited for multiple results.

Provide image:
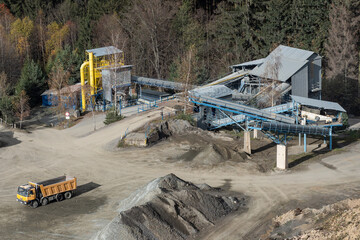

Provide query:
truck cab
left=17, top=184, right=36, bottom=206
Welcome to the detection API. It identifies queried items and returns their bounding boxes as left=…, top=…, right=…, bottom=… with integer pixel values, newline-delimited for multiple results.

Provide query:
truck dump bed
left=36, top=176, right=77, bottom=197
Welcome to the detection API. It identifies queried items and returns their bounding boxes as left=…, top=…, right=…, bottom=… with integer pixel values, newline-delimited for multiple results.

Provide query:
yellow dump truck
left=16, top=176, right=77, bottom=208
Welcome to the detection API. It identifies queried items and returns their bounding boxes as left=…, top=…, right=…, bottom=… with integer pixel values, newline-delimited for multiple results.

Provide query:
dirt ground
left=1, top=107, right=360, bottom=239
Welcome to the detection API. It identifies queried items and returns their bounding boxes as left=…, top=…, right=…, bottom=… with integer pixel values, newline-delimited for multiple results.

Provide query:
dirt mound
left=167, top=132, right=248, bottom=167
left=145, top=119, right=194, bottom=144
left=190, top=143, right=245, bottom=165
left=94, top=174, right=246, bottom=240
left=267, top=198, right=360, bottom=240
left=168, top=119, right=193, bottom=134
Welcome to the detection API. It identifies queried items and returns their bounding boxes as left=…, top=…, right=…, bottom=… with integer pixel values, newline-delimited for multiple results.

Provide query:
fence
left=92, top=98, right=139, bottom=112
left=138, top=95, right=177, bottom=113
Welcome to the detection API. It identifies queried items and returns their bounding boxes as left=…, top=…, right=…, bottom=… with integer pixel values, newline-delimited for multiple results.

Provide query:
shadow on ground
left=252, top=142, right=276, bottom=154
left=0, top=131, right=21, bottom=147
left=76, top=182, right=101, bottom=197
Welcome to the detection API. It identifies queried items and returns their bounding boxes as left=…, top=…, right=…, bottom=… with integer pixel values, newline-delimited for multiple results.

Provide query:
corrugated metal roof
left=86, top=46, right=123, bottom=57
left=291, top=95, right=346, bottom=112
left=190, top=85, right=232, bottom=98
left=98, top=65, right=133, bottom=71
left=41, top=83, right=81, bottom=96
left=250, top=45, right=315, bottom=82
left=231, top=58, right=265, bottom=68
left=276, top=45, right=314, bottom=61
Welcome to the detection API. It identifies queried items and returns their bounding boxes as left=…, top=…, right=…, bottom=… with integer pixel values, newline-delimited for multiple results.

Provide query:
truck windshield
left=17, top=187, right=28, bottom=197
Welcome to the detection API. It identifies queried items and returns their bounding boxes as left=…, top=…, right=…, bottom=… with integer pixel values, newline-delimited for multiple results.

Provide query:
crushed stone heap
left=94, top=174, right=246, bottom=240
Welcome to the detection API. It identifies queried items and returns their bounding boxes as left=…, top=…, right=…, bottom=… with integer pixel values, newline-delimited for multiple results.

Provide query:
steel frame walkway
left=191, top=95, right=335, bottom=149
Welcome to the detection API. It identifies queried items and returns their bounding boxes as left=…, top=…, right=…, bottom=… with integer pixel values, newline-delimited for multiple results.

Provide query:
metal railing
left=137, top=95, right=177, bottom=113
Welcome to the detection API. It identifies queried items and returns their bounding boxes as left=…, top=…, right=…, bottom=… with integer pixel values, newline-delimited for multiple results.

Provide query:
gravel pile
left=268, top=198, right=360, bottom=240
left=94, top=174, right=245, bottom=240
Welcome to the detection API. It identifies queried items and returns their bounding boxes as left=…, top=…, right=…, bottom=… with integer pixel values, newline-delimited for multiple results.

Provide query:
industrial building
left=189, top=45, right=345, bottom=170
left=41, top=83, right=81, bottom=109
left=41, top=44, right=346, bottom=170
left=202, top=45, right=322, bottom=107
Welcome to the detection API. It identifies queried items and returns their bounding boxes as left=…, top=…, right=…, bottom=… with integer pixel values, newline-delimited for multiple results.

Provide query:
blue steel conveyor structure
left=190, top=95, right=340, bottom=150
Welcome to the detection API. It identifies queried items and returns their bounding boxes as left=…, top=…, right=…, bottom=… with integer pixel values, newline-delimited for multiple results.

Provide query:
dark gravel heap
left=94, top=174, right=246, bottom=240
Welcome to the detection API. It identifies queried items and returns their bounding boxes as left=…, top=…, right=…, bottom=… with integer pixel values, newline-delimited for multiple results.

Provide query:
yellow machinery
left=80, top=46, right=124, bottom=111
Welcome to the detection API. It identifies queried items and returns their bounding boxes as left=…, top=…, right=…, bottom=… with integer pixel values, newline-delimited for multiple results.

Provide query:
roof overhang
left=86, top=46, right=123, bottom=57
left=291, top=95, right=346, bottom=112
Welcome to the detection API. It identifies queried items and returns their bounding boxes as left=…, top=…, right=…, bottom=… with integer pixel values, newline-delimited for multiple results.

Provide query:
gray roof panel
left=250, top=45, right=315, bottom=82
left=86, top=46, right=123, bottom=57
left=291, top=95, right=346, bottom=112
left=251, top=58, right=308, bottom=82
left=277, top=45, right=314, bottom=61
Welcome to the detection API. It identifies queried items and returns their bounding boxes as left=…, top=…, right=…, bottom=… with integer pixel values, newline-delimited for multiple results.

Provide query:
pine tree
left=16, top=58, right=45, bottom=106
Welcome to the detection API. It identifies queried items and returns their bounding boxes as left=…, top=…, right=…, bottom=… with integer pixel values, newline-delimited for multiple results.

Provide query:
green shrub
left=104, top=110, right=124, bottom=125
left=344, top=130, right=360, bottom=142
left=175, top=112, right=195, bottom=126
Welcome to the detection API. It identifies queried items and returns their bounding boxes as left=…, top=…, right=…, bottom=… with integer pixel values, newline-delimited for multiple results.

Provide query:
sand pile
left=94, top=174, right=245, bottom=240
left=190, top=143, right=245, bottom=165
left=267, top=198, right=360, bottom=239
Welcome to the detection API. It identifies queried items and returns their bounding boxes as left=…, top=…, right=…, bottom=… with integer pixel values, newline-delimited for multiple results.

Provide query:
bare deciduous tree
left=176, top=45, right=196, bottom=113
left=13, top=90, right=30, bottom=128
left=115, top=0, right=178, bottom=79
left=263, top=47, right=282, bottom=107
left=49, top=64, right=70, bottom=116
left=248, top=46, right=283, bottom=108
left=325, top=1, right=360, bottom=95
left=81, top=84, right=97, bottom=131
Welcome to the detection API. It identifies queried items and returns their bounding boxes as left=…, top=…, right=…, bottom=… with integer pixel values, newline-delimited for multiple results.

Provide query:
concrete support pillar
left=253, top=129, right=258, bottom=139
left=244, top=131, right=251, bottom=154
left=276, top=144, right=288, bottom=169
left=298, top=133, right=301, bottom=146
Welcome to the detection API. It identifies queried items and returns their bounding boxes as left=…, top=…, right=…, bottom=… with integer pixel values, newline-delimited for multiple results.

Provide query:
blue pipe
left=329, top=127, right=332, bottom=150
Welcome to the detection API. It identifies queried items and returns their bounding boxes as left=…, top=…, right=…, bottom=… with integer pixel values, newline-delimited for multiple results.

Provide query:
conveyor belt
left=192, top=96, right=295, bottom=124
left=254, top=121, right=330, bottom=136
left=132, top=76, right=196, bottom=91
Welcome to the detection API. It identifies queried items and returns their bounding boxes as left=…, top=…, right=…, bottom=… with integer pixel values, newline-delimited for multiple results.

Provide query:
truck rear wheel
left=56, top=193, right=64, bottom=202
left=31, top=200, right=39, bottom=208
left=41, top=197, right=49, bottom=206
left=64, top=191, right=72, bottom=199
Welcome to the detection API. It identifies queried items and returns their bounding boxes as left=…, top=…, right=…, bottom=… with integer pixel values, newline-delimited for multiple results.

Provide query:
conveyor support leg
left=276, top=144, right=288, bottom=169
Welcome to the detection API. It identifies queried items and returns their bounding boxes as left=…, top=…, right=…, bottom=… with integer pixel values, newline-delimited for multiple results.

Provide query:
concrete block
left=124, top=132, right=147, bottom=147
left=276, top=144, right=288, bottom=169
left=244, top=131, right=251, bottom=155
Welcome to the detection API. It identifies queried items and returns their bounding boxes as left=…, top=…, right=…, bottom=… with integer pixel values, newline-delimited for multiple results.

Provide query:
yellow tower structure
left=80, top=46, right=124, bottom=111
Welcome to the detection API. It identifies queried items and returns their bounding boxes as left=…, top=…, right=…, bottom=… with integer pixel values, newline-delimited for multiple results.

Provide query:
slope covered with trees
left=0, top=0, right=358, bottom=122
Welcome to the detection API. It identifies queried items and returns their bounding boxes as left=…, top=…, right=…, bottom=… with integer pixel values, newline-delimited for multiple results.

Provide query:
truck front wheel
left=64, top=191, right=72, bottom=199
left=31, top=200, right=39, bottom=208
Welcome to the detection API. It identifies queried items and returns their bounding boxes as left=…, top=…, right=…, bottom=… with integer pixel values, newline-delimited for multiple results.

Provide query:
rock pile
left=268, top=198, right=360, bottom=239
left=94, top=174, right=246, bottom=240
